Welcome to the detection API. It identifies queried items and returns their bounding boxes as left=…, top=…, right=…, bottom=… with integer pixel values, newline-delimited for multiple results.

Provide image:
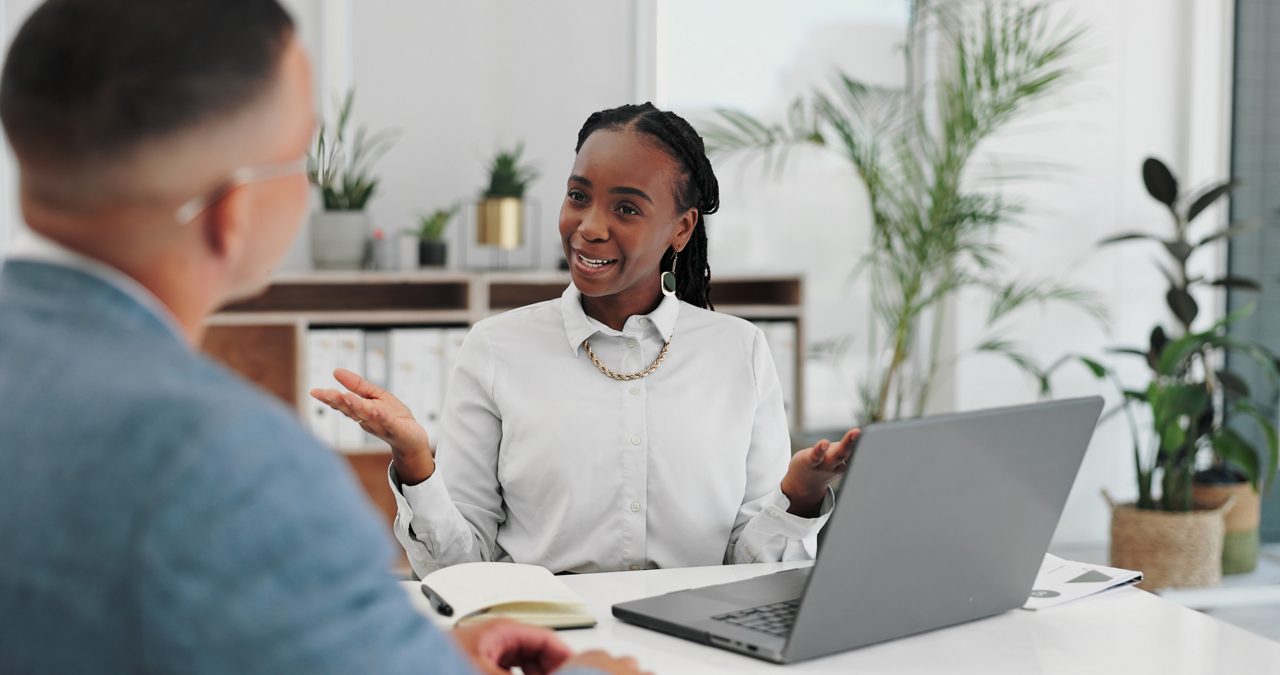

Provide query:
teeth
left=578, top=253, right=615, bottom=267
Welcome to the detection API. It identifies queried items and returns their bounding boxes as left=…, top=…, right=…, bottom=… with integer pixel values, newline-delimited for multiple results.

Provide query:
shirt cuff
left=754, top=486, right=835, bottom=539
left=387, top=463, right=454, bottom=546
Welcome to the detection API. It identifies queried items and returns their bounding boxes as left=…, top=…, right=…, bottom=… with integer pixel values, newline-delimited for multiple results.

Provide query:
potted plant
left=413, top=205, right=458, bottom=268
left=1087, top=157, right=1279, bottom=584
left=476, top=143, right=538, bottom=250
left=702, top=0, right=1102, bottom=423
left=307, top=89, right=396, bottom=269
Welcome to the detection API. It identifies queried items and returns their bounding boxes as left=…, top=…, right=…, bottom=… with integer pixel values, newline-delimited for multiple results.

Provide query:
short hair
left=0, top=0, right=294, bottom=168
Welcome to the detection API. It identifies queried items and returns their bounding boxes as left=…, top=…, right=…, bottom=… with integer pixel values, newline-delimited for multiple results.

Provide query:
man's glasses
left=174, top=156, right=309, bottom=225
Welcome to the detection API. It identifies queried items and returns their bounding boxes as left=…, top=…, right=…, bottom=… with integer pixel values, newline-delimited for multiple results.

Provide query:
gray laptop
left=612, top=397, right=1104, bottom=664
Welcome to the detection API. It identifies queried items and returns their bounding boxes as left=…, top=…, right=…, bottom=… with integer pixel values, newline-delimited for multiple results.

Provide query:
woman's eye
left=618, top=203, right=641, bottom=217
left=567, top=189, right=588, bottom=203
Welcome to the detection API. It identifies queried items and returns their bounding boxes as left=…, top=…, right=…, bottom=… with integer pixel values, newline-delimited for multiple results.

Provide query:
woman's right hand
left=309, top=368, right=436, bottom=484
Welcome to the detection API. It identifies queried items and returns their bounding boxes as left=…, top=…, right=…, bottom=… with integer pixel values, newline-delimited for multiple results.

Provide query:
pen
left=420, top=583, right=454, bottom=617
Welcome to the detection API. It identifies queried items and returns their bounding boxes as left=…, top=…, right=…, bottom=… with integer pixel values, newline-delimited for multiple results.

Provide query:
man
left=0, top=1, right=642, bottom=673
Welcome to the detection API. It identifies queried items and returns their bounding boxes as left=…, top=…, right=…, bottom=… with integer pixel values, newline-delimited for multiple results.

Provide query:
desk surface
left=404, top=561, right=1280, bottom=674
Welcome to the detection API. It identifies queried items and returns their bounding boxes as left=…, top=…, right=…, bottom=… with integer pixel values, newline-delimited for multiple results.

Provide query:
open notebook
left=415, top=562, right=596, bottom=629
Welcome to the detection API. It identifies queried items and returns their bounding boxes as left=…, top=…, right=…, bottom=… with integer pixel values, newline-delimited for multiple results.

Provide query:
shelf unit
left=202, top=271, right=805, bottom=532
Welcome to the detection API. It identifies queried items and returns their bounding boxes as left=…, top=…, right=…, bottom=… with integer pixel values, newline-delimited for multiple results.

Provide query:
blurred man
left=0, top=1, right=642, bottom=673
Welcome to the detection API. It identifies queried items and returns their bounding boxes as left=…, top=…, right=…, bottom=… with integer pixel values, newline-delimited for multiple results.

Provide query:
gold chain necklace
left=582, top=337, right=671, bottom=381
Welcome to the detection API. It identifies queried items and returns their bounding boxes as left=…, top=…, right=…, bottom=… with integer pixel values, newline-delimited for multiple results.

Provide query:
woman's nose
left=578, top=207, right=609, bottom=241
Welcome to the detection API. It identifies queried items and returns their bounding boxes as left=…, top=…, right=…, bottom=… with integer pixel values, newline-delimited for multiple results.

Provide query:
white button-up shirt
left=390, top=284, right=832, bottom=576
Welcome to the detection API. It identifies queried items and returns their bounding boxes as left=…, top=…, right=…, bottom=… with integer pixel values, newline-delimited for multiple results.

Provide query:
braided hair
left=573, top=103, right=719, bottom=310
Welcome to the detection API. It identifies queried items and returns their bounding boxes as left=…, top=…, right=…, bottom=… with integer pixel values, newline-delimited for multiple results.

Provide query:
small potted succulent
left=307, top=89, right=396, bottom=269
left=476, top=143, right=538, bottom=250
left=413, top=205, right=458, bottom=268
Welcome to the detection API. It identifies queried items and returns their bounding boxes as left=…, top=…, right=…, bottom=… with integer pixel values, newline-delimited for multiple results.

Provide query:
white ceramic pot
left=311, top=210, right=369, bottom=270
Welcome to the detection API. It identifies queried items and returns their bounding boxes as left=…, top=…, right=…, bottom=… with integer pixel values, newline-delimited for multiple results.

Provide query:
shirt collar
left=8, top=230, right=189, bottom=344
left=559, top=283, right=680, bottom=355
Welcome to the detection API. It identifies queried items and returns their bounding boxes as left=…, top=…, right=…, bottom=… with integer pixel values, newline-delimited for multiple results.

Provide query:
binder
left=305, top=330, right=339, bottom=447
left=389, top=328, right=445, bottom=441
left=363, top=330, right=391, bottom=450
left=332, top=329, right=366, bottom=450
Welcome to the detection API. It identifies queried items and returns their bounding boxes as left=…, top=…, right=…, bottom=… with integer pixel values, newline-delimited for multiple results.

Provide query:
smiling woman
left=560, top=105, right=714, bottom=330
left=311, top=102, right=860, bottom=577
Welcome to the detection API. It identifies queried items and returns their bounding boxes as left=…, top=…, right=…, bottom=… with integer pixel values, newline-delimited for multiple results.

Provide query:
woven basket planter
left=1105, top=490, right=1235, bottom=590
left=1193, top=481, right=1261, bottom=575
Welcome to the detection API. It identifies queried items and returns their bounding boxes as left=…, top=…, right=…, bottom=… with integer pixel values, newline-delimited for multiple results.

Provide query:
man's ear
left=672, top=207, right=698, bottom=253
left=201, top=186, right=250, bottom=263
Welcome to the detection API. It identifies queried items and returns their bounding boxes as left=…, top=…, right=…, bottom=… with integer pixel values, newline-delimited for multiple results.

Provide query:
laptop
left=612, top=397, right=1104, bottom=664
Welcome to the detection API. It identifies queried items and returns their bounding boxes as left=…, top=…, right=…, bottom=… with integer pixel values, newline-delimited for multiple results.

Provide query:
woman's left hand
left=780, top=428, right=860, bottom=518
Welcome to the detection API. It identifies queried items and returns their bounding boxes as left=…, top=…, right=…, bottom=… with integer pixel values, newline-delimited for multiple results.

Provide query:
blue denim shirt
left=0, top=259, right=482, bottom=674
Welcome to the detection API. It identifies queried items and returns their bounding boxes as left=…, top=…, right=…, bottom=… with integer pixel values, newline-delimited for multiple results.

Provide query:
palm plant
left=308, top=89, right=397, bottom=211
left=1083, top=158, right=1279, bottom=511
left=702, top=0, right=1103, bottom=422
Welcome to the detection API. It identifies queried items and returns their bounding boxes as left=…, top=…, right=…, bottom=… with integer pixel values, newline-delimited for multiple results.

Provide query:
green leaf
left=1149, top=383, right=1209, bottom=455
left=977, top=339, right=1048, bottom=391
left=1233, top=398, right=1280, bottom=492
left=1198, top=220, right=1260, bottom=247
left=1099, top=232, right=1158, bottom=246
left=1185, top=180, right=1237, bottom=223
left=1216, top=369, right=1251, bottom=398
left=1078, top=356, right=1107, bottom=378
left=1142, top=157, right=1178, bottom=207
left=1162, top=240, right=1193, bottom=262
left=1211, top=428, right=1261, bottom=490
left=1149, top=326, right=1168, bottom=368
left=1208, top=276, right=1262, bottom=291
left=1166, top=287, right=1198, bottom=326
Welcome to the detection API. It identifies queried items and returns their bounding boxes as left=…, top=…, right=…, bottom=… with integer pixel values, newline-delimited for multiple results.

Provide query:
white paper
left=1023, top=554, right=1142, bottom=610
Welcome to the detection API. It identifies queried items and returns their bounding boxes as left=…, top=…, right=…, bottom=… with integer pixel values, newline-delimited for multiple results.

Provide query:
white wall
left=277, top=0, right=638, bottom=272
left=0, top=0, right=42, bottom=255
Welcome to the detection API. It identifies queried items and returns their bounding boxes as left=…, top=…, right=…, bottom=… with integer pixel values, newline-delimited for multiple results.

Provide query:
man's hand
left=780, top=428, right=860, bottom=517
left=309, top=368, right=436, bottom=484
left=451, top=619, right=572, bottom=675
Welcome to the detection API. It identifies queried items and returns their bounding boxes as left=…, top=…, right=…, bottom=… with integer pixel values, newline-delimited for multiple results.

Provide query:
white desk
left=404, top=561, right=1280, bottom=674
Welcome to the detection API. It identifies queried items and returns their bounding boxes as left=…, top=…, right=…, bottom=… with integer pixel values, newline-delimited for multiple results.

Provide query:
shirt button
left=627, top=339, right=638, bottom=349
left=628, top=564, right=640, bottom=571
left=638, top=318, right=650, bottom=327
left=630, top=435, right=642, bottom=445
left=630, top=502, right=641, bottom=513
left=628, top=386, right=640, bottom=396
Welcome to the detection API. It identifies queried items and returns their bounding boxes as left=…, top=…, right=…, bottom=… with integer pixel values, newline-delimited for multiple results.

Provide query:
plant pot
left=311, top=210, right=369, bottom=270
left=476, top=197, right=523, bottom=250
left=1192, top=480, right=1261, bottom=575
left=1104, top=490, right=1234, bottom=590
left=418, top=240, right=447, bottom=268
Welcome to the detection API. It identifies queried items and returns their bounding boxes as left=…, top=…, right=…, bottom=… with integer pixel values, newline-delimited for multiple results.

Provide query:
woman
left=313, top=103, right=859, bottom=576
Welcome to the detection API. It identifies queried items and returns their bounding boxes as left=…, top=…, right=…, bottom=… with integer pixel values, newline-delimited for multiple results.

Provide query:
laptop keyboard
left=712, top=598, right=800, bottom=637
